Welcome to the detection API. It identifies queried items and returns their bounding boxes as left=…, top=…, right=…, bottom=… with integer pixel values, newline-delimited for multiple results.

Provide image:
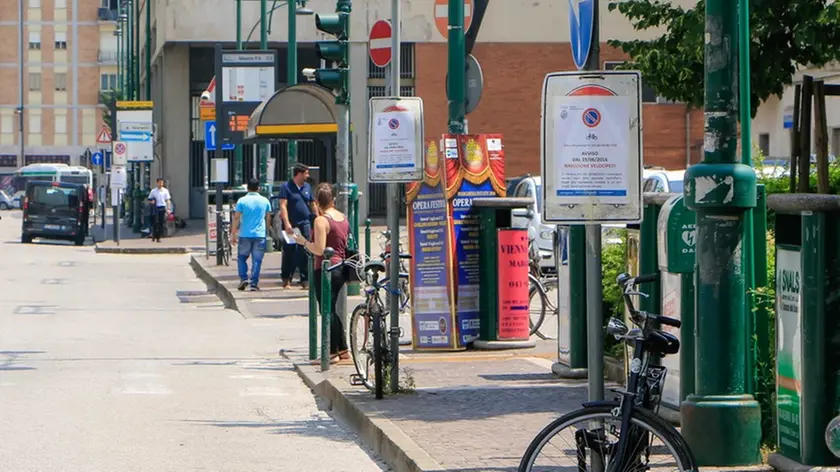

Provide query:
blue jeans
left=281, top=221, right=311, bottom=283
left=237, top=237, right=267, bottom=287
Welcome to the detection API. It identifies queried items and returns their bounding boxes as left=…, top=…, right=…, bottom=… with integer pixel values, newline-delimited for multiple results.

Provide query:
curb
left=95, top=243, right=188, bottom=254
left=293, top=361, right=444, bottom=472
left=769, top=453, right=835, bottom=472
left=189, top=255, right=255, bottom=318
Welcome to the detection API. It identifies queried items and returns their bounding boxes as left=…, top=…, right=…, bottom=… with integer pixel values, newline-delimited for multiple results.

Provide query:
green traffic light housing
left=315, top=12, right=349, bottom=40
left=313, top=68, right=349, bottom=105
left=315, top=41, right=348, bottom=66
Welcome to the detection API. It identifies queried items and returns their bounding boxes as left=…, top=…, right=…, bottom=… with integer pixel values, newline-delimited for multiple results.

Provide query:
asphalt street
left=0, top=211, right=387, bottom=472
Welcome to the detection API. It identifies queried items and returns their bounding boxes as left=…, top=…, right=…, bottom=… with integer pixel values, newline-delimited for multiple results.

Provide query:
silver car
left=0, top=190, right=14, bottom=210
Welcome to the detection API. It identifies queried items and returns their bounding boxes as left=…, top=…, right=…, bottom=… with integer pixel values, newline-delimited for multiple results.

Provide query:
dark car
left=21, top=181, right=90, bottom=246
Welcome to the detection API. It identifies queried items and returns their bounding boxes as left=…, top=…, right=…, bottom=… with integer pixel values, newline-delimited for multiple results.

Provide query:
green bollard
left=308, top=253, right=317, bottom=361
left=320, top=249, right=333, bottom=372
left=364, top=218, right=371, bottom=258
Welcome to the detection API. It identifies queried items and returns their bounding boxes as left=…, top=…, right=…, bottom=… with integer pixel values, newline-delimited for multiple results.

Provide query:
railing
left=98, top=50, right=119, bottom=64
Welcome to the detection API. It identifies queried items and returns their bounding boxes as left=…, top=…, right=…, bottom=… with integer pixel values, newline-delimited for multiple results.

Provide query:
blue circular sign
left=91, top=151, right=103, bottom=166
left=583, top=108, right=601, bottom=128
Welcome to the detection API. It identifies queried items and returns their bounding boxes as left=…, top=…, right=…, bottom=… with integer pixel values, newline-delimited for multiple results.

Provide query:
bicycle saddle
left=363, top=260, right=387, bottom=274
left=647, top=329, right=680, bottom=356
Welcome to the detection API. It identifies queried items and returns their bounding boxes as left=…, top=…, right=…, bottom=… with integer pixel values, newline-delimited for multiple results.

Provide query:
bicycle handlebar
left=616, top=272, right=681, bottom=329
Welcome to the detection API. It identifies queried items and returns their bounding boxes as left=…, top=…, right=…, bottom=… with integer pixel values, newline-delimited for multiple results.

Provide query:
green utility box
left=656, top=194, right=697, bottom=411
left=472, top=197, right=536, bottom=349
left=767, top=194, right=840, bottom=468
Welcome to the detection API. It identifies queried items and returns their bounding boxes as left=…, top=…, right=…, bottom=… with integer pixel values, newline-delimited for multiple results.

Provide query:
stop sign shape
left=434, top=0, right=472, bottom=40
left=368, top=20, right=392, bottom=68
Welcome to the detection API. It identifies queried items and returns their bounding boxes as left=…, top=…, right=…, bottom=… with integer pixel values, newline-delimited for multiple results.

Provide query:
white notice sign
left=368, top=96, right=425, bottom=183
left=553, top=96, right=630, bottom=203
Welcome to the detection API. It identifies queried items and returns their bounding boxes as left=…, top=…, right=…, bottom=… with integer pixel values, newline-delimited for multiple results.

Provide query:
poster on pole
left=541, top=71, right=643, bottom=224
left=776, top=245, right=803, bottom=458
left=368, top=97, right=425, bottom=183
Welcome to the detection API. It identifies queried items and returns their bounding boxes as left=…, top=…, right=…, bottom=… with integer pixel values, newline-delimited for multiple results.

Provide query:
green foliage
left=607, top=0, right=840, bottom=117
left=752, top=231, right=778, bottom=449
left=602, top=230, right=628, bottom=359
left=100, top=89, right=123, bottom=133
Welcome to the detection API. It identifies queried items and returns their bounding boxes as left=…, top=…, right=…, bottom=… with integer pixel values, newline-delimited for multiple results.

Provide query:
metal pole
left=17, top=0, right=24, bottom=169
left=133, top=0, right=140, bottom=101
left=387, top=0, right=402, bottom=394
left=447, top=0, right=465, bottom=134
left=581, top=0, right=603, bottom=403
left=113, top=190, right=120, bottom=244
left=680, top=0, right=762, bottom=464
left=234, top=0, right=243, bottom=187
left=287, top=0, right=298, bottom=179
left=144, top=0, right=150, bottom=100
left=259, top=0, right=269, bottom=188
left=216, top=182, right=223, bottom=265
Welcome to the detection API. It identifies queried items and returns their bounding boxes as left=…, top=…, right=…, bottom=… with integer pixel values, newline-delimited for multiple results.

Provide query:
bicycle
left=220, top=219, right=233, bottom=266
left=345, top=252, right=411, bottom=399
left=518, top=272, right=697, bottom=472
left=378, top=230, right=411, bottom=312
left=527, top=238, right=558, bottom=339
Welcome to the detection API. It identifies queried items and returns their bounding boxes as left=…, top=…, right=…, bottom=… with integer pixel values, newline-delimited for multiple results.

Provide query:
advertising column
left=407, top=140, right=456, bottom=350
left=445, top=134, right=506, bottom=348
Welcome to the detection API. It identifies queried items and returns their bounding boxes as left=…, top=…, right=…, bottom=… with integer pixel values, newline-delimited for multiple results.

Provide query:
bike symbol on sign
left=115, top=143, right=126, bottom=154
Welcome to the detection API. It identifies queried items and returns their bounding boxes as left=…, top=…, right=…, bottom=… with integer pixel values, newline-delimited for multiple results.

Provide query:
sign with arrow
left=205, top=121, right=234, bottom=151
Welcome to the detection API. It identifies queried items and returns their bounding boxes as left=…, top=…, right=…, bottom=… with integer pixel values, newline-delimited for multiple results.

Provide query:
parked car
left=0, top=190, right=13, bottom=210
left=642, top=168, right=686, bottom=194
left=509, top=175, right=556, bottom=270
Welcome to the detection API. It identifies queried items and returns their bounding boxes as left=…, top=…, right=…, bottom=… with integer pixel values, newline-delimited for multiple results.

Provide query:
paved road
left=0, top=211, right=387, bottom=472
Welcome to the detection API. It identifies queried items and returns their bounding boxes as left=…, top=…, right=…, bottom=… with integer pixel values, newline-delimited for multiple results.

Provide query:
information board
left=497, top=229, right=530, bottom=340
left=541, top=71, right=642, bottom=224
left=368, top=97, right=425, bottom=183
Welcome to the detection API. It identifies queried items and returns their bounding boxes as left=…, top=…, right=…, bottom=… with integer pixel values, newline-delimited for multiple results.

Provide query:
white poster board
left=117, top=109, right=154, bottom=162
left=659, top=271, right=682, bottom=409
left=541, top=71, right=643, bottom=224
left=368, top=96, right=425, bottom=183
left=110, top=165, right=127, bottom=189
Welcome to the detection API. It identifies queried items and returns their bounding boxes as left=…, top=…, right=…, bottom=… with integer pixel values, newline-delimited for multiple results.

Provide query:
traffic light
left=314, top=11, right=350, bottom=104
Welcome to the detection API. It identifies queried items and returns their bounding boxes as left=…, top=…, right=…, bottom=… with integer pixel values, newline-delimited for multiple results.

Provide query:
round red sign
left=368, top=20, right=392, bottom=68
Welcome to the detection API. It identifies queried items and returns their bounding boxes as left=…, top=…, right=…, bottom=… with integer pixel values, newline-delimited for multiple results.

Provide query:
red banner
left=497, top=229, right=530, bottom=340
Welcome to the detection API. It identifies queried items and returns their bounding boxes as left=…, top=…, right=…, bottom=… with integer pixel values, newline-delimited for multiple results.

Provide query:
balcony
left=97, top=8, right=118, bottom=21
left=98, top=50, right=119, bottom=64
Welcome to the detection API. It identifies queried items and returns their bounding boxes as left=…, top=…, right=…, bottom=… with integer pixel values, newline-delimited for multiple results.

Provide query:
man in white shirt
left=147, top=178, right=171, bottom=242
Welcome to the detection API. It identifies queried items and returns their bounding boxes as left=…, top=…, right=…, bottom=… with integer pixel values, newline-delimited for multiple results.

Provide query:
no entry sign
left=434, top=0, right=472, bottom=40
left=368, top=20, right=392, bottom=68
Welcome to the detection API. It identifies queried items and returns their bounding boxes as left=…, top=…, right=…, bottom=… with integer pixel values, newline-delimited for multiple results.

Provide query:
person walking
left=278, top=163, right=318, bottom=289
left=294, top=183, right=350, bottom=363
left=232, top=178, right=272, bottom=291
left=147, top=178, right=171, bottom=243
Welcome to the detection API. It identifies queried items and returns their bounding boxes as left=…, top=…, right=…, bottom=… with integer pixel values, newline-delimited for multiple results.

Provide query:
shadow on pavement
left=180, top=417, right=360, bottom=442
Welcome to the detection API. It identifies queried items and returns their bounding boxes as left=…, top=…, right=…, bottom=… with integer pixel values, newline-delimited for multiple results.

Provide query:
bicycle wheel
left=533, top=278, right=559, bottom=340
left=349, top=303, right=375, bottom=391
left=529, top=279, right=548, bottom=338
left=519, top=403, right=697, bottom=472
left=399, top=277, right=411, bottom=312
left=372, top=303, right=385, bottom=399
left=222, top=233, right=231, bottom=266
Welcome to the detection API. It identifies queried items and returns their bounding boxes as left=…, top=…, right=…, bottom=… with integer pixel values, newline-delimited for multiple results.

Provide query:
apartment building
left=0, top=0, right=119, bottom=180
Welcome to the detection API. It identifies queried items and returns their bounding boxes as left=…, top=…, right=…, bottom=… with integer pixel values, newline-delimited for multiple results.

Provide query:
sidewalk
left=91, top=212, right=205, bottom=254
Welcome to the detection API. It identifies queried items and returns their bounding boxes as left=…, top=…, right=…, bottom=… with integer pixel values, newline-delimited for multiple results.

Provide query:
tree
left=607, top=0, right=840, bottom=117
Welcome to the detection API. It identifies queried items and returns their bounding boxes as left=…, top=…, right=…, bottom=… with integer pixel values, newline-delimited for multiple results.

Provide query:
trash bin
left=767, top=194, right=840, bottom=468
left=656, top=194, right=697, bottom=411
left=471, top=197, right=537, bottom=350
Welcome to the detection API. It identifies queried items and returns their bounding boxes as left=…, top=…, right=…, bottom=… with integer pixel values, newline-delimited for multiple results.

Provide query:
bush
left=602, top=230, right=628, bottom=359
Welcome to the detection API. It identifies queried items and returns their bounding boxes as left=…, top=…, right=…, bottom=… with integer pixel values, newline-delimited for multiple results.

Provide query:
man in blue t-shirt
left=232, top=178, right=272, bottom=291
left=278, top=163, right=318, bottom=289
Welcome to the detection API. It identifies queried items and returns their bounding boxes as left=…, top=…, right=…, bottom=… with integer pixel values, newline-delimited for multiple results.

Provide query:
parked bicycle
left=220, top=219, right=233, bottom=266
left=344, top=252, right=411, bottom=399
left=378, top=230, right=411, bottom=313
left=519, top=272, right=697, bottom=472
left=527, top=238, right=558, bottom=339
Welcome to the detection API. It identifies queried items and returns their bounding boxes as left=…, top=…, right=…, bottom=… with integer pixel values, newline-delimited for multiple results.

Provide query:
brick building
left=0, top=0, right=119, bottom=176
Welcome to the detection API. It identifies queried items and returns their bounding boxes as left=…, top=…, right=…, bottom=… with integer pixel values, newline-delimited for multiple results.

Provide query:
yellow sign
left=255, top=123, right=338, bottom=135
left=116, top=100, right=154, bottom=109
left=228, top=115, right=249, bottom=132
left=200, top=106, right=216, bottom=121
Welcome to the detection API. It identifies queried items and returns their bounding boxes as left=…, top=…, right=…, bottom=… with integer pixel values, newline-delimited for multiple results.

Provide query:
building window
left=603, top=62, right=663, bottom=104
left=367, top=43, right=415, bottom=79
left=758, top=133, right=770, bottom=157
left=55, top=32, right=67, bottom=50
left=28, top=32, right=41, bottom=50
left=100, top=73, right=117, bottom=90
left=55, top=0, right=66, bottom=7
left=28, top=114, right=41, bottom=134
left=55, top=115, right=67, bottom=134
left=0, top=156, right=17, bottom=167
left=29, top=73, right=41, bottom=91
left=29, top=0, right=40, bottom=7
left=55, top=73, right=67, bottom=92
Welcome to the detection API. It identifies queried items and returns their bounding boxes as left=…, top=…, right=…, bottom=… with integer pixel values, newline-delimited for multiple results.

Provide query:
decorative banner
left=445, top=133, right=506, bottom=347
left=407, top=140, right=457, bottom=350
left=497, top=229, right=530, bottom=340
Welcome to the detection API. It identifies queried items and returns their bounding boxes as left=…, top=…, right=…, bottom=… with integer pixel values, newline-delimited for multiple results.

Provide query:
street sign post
left=96, top=126, right=112, bottom=145
left=569, top=0, right=595, bottom=70
left=445, top=54, right=484, bottom=115
left=434, top=0, right=472, bottom=39
left=540, top=71, right=643, bottom=224
left=91, top=151, right=103, bottom=167
left=112, top=141, right=128, bottom=166
left=368, top=97, right=425, bottom=183
left=204, top=121, right=234, bottom=151
left=116, top=101, right=154, bottom=162
left=368, top=20, right=392, bottom=68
